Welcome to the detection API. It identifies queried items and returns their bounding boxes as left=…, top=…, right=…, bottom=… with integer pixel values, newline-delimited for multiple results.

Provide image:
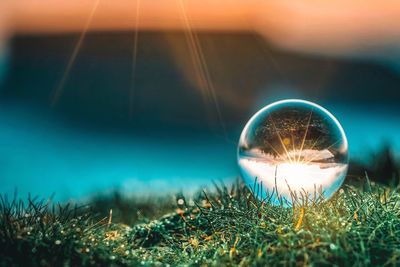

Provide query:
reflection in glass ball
left=238, top=99, right=349, bottom=206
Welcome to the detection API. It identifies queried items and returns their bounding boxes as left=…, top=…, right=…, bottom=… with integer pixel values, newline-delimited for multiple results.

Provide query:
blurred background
left=0, top=1, right=399, bottom=200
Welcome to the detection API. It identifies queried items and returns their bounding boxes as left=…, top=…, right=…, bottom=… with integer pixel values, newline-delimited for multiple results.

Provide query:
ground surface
left=1, top=178, right=400, bottom=266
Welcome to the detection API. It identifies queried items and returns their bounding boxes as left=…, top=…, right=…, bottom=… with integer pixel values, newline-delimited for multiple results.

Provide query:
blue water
left=0, top=103, right=399, bottom=201
left=0, top=104, right=238, bottom=200
left=330, top=104, right=400, bottom=160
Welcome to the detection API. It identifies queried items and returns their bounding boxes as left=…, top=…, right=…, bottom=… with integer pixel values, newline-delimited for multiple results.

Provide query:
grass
left=1, top=177, right=400, bottom=266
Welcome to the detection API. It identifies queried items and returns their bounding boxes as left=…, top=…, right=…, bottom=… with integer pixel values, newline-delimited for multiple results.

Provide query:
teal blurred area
left=0, top=103, right=237, bottom=200
left=0, top=32, right=399, bottom=200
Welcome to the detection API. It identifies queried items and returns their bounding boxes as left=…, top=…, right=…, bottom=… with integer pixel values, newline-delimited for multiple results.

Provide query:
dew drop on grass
left=238, top=99, right=349, bottom=206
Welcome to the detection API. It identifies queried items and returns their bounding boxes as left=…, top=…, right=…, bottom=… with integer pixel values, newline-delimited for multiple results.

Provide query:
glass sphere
left=238, top=99, right=349, bottom=206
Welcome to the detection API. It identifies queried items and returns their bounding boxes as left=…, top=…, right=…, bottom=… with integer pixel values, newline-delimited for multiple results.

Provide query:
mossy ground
left=1, top=177, right=400, bottom=266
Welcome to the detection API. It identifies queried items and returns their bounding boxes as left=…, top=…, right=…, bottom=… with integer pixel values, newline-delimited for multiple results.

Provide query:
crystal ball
left=238, top=99, right=349, bottom=206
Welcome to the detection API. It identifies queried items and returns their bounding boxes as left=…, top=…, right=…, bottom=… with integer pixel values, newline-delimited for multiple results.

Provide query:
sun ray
left=129, top=0, right=141, bottom=118
left=51, top=0, right=100, bottom=106
left=264, top=140, right=286, bottom=162
left=307, top=134, right=323, bottom=152
left=177, top=0, right=227, bottom=138
left=299, top=134, right=323, bottom=162
left=290, top=128, right=297, bottom=157
left=269, top=116, right=293, bottom=163
left=297, top=110, right=313, bottom=162
left=192, top=32, right=227, bottom=137
left=283, top=116, right=301, bottom=161
left=303, top=139, right=341, bottom=165
left=177, top=0, right=210, bottom=115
